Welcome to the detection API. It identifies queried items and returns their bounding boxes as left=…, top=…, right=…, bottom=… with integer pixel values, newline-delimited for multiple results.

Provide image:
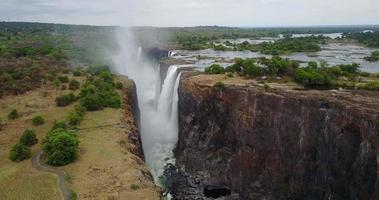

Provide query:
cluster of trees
left=343, top=31, right=379, bottom=48
left=9, top=129, right=38, bottom=161
left=79, top=66, right=121, bottom=111
left=204, top=56, right=379, bottom=90
left=294, top=62, right=362, bottom=88
left=205, top=56, right=300, bottom=78
left=0, top=58, right=68, bottom=96
left=364, top=51, right=379, bottom=62
left=233, top=36, right=325, bottom=55
left=56, top=93, right=76, bottom=107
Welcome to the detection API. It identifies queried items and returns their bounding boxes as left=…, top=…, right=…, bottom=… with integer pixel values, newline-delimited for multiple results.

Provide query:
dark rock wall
left=173, top=77, right=379, bottom=200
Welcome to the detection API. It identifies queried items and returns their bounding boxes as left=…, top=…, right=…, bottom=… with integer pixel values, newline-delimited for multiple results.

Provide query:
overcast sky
left=0, top=0, right=378, bottom=27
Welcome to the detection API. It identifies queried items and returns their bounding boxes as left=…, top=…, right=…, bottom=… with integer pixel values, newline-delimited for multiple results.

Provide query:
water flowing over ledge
left=113, top=30, right=181, bottom=189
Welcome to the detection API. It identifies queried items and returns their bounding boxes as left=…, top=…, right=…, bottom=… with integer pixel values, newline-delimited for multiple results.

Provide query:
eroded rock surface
left=169, top=74, right=379, bottom=200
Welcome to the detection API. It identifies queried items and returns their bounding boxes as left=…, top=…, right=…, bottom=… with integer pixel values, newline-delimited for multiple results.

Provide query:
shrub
left=359, top=81, right=379, bottom=90
left=19, top=129, right=38, bottom=146
left=80, top=93, right=103, bottom=111
left=295, top=68, right=331, bottom=88
left=0, top=117, right=3, bottom=131
left=58, top=76, right=69, bottom=83
left=214, top=81, right=225, bottom=90
left=130, top=184, right=140, bottom=190
left=52, top=121, right=67, bottom=131
left=242, top=61, right=263, bottom=78
left=53, top=79, right=60, bottom=87
left=69, top=79, right=80, bottom=90
left=67, top=105, right=86, bottom=127
left=9, top=143, right=31, bottom=161
left=56, top=93, right=76, bottom=107
left=205, top=64, right=225, bottom=74
left=32, top=115, right=45, bottom=126
left=115, top=82, right=124, bottom=89
left=42, top=128, right=79, bottom=166
left=73, top=70, right=82, bottom=77
left=8, top=109, right=19, bottom=120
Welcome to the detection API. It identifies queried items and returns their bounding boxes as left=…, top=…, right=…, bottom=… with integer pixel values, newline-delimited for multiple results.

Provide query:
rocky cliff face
left=170, top=74, right=379, bottom=200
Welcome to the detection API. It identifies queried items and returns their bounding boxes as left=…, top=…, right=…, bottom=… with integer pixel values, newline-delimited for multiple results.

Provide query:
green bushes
left=9, top=143, right=31, bottom=161
left=67, top=105, right=86, bottom=127
left=130, top=184, right=140, bottom=190
left=42, top=128, right=79, bottom=166
left=214, top=81, right=225, bottom=89
left=79, top=75, right=121, bottom=111
left=364, top=51, right=379, bottom=62
left=32, top=115, right=45, bottom=126
left=73, top=70, right=82, bottom=77
left=359, top=81, right=379, bottom=90
left=19, top=129, right=38, bottom=146
left=115, top=82, right=124, bottom=89
left=56, top=93, right=76, bottom=107
left=295, top=68, right=331, bottom=88
left=69, top=79, right=80, bottom=90
left=8, top=109, right=19, bottom=120
left=0, top=117, right=3, bottom=131
left=205, top=64, right=225, bottom=74
left=58, top=76, right=69, bottom=83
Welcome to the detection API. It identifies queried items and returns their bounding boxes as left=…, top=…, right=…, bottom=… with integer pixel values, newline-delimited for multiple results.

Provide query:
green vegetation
left=115, top=82, right=124, bottom=89
left=42, top=128, right=79, bottom=166
left=205, top=56, right=372, bottom=89
left=19, top=129, right=38, bottom=146
left=8, top=109, right=19, bottom=120
left=9, top=143, right=31, bottom=162
left=130, top=184, right=140, bottom=190
left=58, top=76, right=69, bottom=83
left=69, top=79, right=80, bottom=90
left=344, top=31, right=379, bottom=48
left=364, top=51, right=379, bottom=62
left=79, top=68, right=121, bottom=111
left=0, top=117, right=3, bottom=130
left=214, top=81, right=225, bottom=90
left=56, top=93, right=76, bottom=107
left=359, top=81, right=379, bottom=90
left=32, top=115, right=45, bottom=126
left=67, top=105, right=86, bottom=127
left=233, top=36, right=324, bottom=55
left=73, top=70, right=82, bottom=77
left=205, top=64, right=225, bottom=74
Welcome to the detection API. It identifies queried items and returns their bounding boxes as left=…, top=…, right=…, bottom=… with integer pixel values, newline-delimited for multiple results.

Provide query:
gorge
left=113, top=30, right=379, bottom=200
left=166, top=74, right=379, bottom=200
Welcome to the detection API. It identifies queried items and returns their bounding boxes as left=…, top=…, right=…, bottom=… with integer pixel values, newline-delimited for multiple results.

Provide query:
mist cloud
left=0, top=0, right=378, bottom=26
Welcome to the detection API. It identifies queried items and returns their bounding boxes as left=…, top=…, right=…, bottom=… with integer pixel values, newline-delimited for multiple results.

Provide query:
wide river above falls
left=172, top=34, right=379, bottom=73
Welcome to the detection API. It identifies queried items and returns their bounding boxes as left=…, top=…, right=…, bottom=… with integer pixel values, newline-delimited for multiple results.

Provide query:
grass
left=60, top=77, right=160, bottom=199
left=0, top=75, right=84, bottom=200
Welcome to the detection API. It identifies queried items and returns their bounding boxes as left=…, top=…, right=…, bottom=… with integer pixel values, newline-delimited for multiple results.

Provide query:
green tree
left=69, top=79, right=80, bottom=90
left=8, top=109, right=19, bottom=120
left=205, top=64, right=225, bottom=74
left=9, top=143, right=31, bottom=161
left=32, top=115, right=45, bottom=126
left=19, top=129, right=38, bottom=146
left=42, top=128, right=79, bottom=166
left=56, top=93, right=76, bottom=107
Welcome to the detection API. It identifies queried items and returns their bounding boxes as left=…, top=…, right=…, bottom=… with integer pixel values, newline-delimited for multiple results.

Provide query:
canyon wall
left=170, top=74, right=379, bottom=200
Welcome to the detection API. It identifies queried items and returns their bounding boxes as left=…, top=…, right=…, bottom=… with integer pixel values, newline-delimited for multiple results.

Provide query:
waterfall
left=113, top=29, right=181, bottom=187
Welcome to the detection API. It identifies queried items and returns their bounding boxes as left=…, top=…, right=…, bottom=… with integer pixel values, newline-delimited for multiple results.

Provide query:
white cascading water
left=113, top=28, right=180, bottom=186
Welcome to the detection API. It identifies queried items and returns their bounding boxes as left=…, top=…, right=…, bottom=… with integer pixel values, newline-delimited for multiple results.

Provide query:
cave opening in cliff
left=203, top=186, right=231, bottom=198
